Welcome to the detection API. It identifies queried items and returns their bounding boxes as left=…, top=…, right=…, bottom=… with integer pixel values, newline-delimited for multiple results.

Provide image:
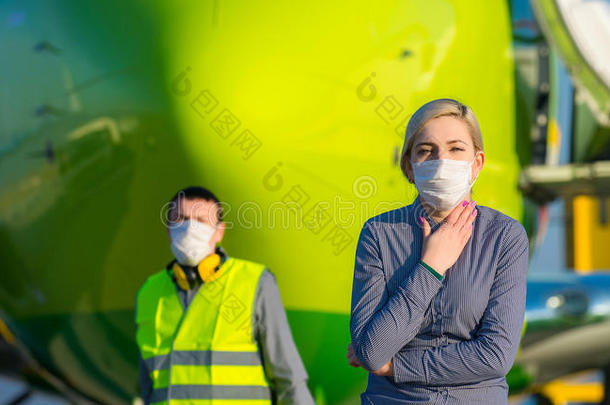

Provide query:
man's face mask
left=169, top=219, right=217, bottom=266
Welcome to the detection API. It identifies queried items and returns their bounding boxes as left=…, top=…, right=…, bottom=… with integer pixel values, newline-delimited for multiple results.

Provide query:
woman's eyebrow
left=415, top=140, right=467, bottom=148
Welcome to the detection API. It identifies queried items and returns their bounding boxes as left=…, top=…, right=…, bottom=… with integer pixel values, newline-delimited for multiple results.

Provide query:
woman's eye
left=451, top=147, right=464, bottom=152
left=417, top=149, right=431, bottom=155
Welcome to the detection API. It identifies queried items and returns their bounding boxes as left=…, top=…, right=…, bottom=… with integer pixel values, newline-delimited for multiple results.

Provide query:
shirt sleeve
left=254, top=270, right=315, bottom=405
left=135, top=290, right=152, bottom=404
left=392, top=220, right=529, bottom=385
left=138, top=347, right=152, bottom=404
left=350, top=219, right=443, bottom=372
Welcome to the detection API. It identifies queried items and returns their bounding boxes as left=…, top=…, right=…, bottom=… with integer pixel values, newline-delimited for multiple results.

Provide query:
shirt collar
left=216, top=245, right=229, bottom=265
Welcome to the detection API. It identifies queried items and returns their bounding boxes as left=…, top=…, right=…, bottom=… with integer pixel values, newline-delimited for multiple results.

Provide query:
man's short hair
left=168, top=186, right=223, bottom=224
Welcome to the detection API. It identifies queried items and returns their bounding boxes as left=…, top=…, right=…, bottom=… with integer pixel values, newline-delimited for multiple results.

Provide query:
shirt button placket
left=438, top=267, right=448, bottom=336
left=433, top=289, right=442, bottom=335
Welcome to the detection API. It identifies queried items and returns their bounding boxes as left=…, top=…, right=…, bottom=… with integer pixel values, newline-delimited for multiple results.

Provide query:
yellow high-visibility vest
left=136, top=257, right=272, bottom=405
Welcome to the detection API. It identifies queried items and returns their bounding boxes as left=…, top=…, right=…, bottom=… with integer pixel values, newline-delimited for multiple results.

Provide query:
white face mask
left=169, top=219, right=217, bottom=266
left=412, top=155, right=479, bottom=212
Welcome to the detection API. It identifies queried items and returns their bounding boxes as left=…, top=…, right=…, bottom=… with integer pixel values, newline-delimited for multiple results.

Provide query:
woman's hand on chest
left=420, top=200, right=478, bottom=276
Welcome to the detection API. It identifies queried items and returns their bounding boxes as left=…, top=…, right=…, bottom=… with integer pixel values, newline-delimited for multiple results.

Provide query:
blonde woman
left=347, top=99, right=528, bottom=404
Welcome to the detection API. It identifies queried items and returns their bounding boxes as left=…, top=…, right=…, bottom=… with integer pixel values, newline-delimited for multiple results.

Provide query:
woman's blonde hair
left=400, top=98, right=483, bottom=181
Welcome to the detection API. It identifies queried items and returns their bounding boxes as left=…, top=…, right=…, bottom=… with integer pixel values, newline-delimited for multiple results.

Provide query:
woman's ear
left=472, top=151, right=485, bottom=181
left=476, top=151, right=485, bottom=169
left=404, top=160, right=415, bottom=184
left=406, top=168, right=414, bottom=184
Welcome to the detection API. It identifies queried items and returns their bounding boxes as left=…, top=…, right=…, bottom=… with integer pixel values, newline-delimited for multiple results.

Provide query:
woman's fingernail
left=418, top=216, right=423, bottom=224
left=472, top=209, right=477, bottom=216
left=470, top=200, right=477, bottom=206
left=462, top=200, right=468, bottom=207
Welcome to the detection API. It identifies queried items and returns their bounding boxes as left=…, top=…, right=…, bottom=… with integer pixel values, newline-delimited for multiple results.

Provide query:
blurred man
left=135, top=186, right=314, bottom=404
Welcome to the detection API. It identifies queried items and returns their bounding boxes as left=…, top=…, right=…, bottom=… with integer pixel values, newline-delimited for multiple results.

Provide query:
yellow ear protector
left=168, top=249, right=227, bottom=290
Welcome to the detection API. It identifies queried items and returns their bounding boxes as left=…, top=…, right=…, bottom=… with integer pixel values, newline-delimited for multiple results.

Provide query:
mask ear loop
left=469, top=152, right=481, bottom=186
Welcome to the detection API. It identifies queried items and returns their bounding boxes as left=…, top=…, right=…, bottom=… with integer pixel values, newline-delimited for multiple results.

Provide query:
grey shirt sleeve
left=135, top=291, right=152, bottom=404
left=392, top=220, right=529, bottom=385
left=350, top=220, right=443, bottom=371
left=254, top=270, right=315, bottom=405
left=138, top=353, right=152, bottom=404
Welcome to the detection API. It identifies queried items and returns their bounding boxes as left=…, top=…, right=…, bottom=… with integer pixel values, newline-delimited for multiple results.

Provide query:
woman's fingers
left=371, top=359, right=393, bottom=376
left=444, top=200, right=468, bottom=225
left=461, top=205, right=477, bottom=233
left=348, top=353, right=361, bottom=368
left=456, top=200, right=476, bottom=229
left=346, top=343, right=361, bottom=368
left=420, top=216, right=431, bottom=238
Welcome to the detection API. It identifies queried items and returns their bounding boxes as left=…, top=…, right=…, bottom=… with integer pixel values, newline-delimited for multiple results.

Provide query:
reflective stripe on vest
left=136, top=257, right=271, bottom=404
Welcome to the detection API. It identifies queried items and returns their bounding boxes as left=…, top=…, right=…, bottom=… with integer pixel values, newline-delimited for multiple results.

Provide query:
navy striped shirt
left=350, top=196, right=529, bottom=404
